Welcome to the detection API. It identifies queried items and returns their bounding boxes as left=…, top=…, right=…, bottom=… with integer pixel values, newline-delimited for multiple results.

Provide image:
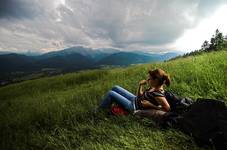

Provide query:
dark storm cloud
left=0, top=0, right=42, bottom=19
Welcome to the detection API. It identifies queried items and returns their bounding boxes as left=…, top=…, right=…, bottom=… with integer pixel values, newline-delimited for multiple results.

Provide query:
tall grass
left=0, top=50, right=226, bottom=150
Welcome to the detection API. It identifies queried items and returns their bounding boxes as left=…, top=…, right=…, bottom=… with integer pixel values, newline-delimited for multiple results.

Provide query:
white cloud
left=0, top=0, right=227, bottom=53
left=174, top=4, right=227, bottom=52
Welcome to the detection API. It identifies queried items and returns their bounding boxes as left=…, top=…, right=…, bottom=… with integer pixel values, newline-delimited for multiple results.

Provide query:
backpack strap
left=151, top=91, right=165, bottom=97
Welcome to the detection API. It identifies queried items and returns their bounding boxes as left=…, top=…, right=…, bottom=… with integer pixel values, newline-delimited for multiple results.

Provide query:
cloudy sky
left=0, top=0, right=227, bottom=53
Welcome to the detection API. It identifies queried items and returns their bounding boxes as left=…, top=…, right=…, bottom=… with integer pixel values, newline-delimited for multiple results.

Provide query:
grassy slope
left=0, top=50, right=227, bottom=150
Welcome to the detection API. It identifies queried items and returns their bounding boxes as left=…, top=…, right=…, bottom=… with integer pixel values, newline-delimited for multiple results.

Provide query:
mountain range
left=0, top=46, right=181, bottom=74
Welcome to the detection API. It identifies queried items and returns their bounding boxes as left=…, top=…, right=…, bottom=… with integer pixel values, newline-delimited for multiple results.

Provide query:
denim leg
left=111, top=85, right=136, bottom=102
left=99, top=90, right=134, bottom=111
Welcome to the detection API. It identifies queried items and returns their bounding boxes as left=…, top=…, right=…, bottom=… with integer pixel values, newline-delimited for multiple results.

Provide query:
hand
left=141, top=100, right=150, bottom=105
left=139, top=79, right=147, bottom=85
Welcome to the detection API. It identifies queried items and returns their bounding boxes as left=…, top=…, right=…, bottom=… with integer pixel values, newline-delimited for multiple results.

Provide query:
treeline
left=170, top=29, right=227, bottom=60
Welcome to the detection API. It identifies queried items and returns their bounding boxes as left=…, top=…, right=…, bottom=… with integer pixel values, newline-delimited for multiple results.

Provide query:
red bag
left=111, top=104, right=129, bottom=116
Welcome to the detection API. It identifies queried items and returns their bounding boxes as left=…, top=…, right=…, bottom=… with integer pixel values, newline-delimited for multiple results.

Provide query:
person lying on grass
left=97, top=68, right=171, bottom=120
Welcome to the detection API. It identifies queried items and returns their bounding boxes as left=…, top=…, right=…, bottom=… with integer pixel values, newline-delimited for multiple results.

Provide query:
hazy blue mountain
left=0, top=46, right=181, bottom=76
left=23, top=51, right=42, bottom=56
left=41, top=46, right=120, bottom=61
left=31, top=53, right=95, bottom=71
left=131, top=51, right=180, bottom=60
left=96, top=51, right=179, bottom=66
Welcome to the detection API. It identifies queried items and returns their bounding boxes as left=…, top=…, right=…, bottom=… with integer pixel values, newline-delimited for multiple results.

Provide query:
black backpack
left=164, top=90, right=194, bottom=113
left=177, top=98, right=227, bottom=150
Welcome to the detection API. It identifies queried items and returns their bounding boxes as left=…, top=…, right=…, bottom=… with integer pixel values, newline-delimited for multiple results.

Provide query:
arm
left=137, top=84, right=144, bottom=96
left=140, top=100, right=161, bottom=110
left=141, top=97, right=171, bottom=112
left=155, top=97, right=171, bottom=112
left=137, top=80, right=147, bottom=96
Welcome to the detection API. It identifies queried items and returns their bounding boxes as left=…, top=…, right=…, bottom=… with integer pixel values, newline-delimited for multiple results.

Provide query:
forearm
left=147, top=104, right=169, bottom=111
left=137, top=85, right=144, bottom=96
left=147, top=104, right=170, bottom=112
left=145, top=103, right=161, bottom=110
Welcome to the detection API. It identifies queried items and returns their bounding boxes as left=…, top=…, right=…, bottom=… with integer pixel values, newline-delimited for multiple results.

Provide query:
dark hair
left=148, top=68, right=171, bottom=86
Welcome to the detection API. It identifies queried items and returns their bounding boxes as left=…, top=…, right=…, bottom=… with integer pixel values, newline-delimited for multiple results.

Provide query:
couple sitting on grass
left=97, top=68, right=171, bottom=120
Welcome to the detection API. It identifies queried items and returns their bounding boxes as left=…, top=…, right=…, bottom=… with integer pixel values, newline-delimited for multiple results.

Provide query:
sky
left=0, top=0, right=227, bottom=54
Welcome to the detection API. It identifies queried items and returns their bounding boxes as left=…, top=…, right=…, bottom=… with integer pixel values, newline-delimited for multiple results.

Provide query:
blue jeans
left=99, top=85, right=137, bottom=112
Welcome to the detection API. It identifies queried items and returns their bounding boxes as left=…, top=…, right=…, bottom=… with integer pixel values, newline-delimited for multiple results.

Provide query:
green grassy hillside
left=0, top=50, right=227, bottom=150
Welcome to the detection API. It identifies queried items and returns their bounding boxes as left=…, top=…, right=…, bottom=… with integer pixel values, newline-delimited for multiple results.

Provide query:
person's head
left=147, top=68, right=171, bottom=88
